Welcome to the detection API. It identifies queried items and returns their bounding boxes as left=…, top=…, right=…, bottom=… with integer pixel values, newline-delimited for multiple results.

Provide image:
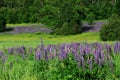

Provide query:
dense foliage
left=0, top=0, right=119, bottom=35
left=1, top=41, right=120, bottom=79
left=53, top=0, right=82, bottom=35
left=81, top=0, right=116, bottom=20
left=0, top=0, right=117, bottom=23
left=0, top=0, right=119, bottom=34
left=100, top=15, right=120, bottom=41
left=86, top=12, right=95, bottom=24
left=115, top=0, right=120, bottom=15
left=0, top=12, right=6, bottom=31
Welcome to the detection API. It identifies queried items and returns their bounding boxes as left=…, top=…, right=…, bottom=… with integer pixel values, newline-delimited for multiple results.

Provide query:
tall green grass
left=0, top=32, right=100, bottom=49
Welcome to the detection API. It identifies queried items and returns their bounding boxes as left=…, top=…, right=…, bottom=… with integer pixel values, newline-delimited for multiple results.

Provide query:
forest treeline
left=0, top=0, right=120, bottom=35
left=0, top=0, right=119, bottom=24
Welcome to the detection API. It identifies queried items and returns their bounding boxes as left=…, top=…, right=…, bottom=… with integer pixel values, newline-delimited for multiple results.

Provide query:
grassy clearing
left=6, top=23, right=42, bottom=27
left=0, top=32, right=115, bottom=49
left=0, top=32, right=100, bottom=49
left=0, top=23, right=119, bottom=79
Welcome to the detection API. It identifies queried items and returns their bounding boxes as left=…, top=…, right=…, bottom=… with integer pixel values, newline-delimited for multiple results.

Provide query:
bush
left=0, top=13, right=6, bottom=31
left=100, top=15, right=120, bottom=41
left=54, top=22, right=82, bottom=35
left=116, top=0, right=120, bottom=15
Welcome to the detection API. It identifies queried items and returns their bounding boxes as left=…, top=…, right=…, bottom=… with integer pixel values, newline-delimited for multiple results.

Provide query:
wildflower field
left=1, top=0, right=120, bottom=79
left=0, top=24, right=119, bottom=80
left=0, top=37, right=120, bottom=79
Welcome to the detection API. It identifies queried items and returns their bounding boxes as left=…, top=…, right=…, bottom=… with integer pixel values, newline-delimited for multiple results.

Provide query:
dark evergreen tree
left=116, top=0, right=120, bottom=15
left=0, top=11, right=6, bottom=31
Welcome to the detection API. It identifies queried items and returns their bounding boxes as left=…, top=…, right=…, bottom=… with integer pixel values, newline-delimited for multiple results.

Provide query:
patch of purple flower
left=35, top=50, right=42, bottom=60
left=0, top=51, right=4, bottom=58
left=1, top=41, right=119, bottom=72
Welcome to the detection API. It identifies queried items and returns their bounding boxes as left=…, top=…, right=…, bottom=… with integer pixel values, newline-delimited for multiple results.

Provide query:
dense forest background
left=0, top=0, right=119, bottom=23
left=0, top=0, right=120, bottom=35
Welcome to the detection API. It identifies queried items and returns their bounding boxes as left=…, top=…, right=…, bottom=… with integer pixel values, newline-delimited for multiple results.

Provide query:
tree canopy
left=0, top=0, right=119, bottom=34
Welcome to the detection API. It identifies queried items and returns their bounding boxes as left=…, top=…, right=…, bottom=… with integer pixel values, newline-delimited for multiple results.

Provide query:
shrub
left=0, top=12, right=6, bottom=31
left=100, top=15, right=120, bottom=41
left=116, top=0, right=120, bottom=15
left=54, top=22, right=82, bottom=35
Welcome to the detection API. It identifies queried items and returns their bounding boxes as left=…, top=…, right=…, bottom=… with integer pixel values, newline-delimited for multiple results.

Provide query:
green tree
left=43, top=0, right=82, bottom=35
left=0, top=0, right=4, bottom=7
left=116, top=0, right=120, bottom=15
left=0, top=0, right=118, bottom=25
left=0, top=11, right=6, bottom=31
left=100, top=15, right=120, bottom=41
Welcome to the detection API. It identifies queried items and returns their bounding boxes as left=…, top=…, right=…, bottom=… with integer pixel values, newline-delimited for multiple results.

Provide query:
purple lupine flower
left=72, top=43, right=79, bottom=51
left=49, top=53, right=54, bottom=60
left=18, top=46, right=26, bottom=59
left=96, top=43, right=102, bottom=54
left=114, top=42, right=120, bottom=53
left=35, top=51, right=42, bottom=60
left=46, top=45, right=54, bottom=53
left=21, top=46, right=25, bottom=52
left=60, top=44, right=66, bottom=51
left=59, top=49, right=68, bottom=60
left=64, top=45, right=70, bottom=53
left=79, top=45, right=85, bottom=55
left=93, top=49, right=100, bottom=64
left=2, top=56, right=7, bottom=65
left=16, top=47, right=20, bottom=53
left=97, top=48, right=102, bottom=58
left=17, top=46, right=25, bottom=54
left=75, top=54, right=81, bottom=61
left=101, top=52, right=104, bottom=62
left=88, top=58, right=92, bottom=70
left=0, top=51, right=4, bottom=58
left=85, top=44, right=91, bottom=54
left=72, top=49, right=78, bottom=57
left=81, top=56, right=85, bottom=69
left=106, top=44, right=112, bottom=54
left=29, top=47, right=33, bottom=54
left=44, top=49, right=48, bottom=60
left=53, top=48, right=57, bottom=58
left=77, top=55, right=82, bottom=67
left=8, top=48, right=14, bottom=54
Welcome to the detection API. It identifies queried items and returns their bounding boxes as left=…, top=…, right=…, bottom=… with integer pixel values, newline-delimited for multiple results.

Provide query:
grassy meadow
left=1, top=0, right=120, bottom=79
left=0, top=30, right=100, bottom=49
left=0, top=23, right=119, bottom=80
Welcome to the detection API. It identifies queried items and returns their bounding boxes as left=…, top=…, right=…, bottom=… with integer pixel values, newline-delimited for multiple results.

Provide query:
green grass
left=6, top=23, right=42, bottom=27
left=0, top=40, right=119, bottom=80
left=0, top=32, right=115, bottom=49
left=0, top=32, right=100, bottom=49
left=4, top=20, right=107, bottom=49
left=0, top=24, right=119, bottom=79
